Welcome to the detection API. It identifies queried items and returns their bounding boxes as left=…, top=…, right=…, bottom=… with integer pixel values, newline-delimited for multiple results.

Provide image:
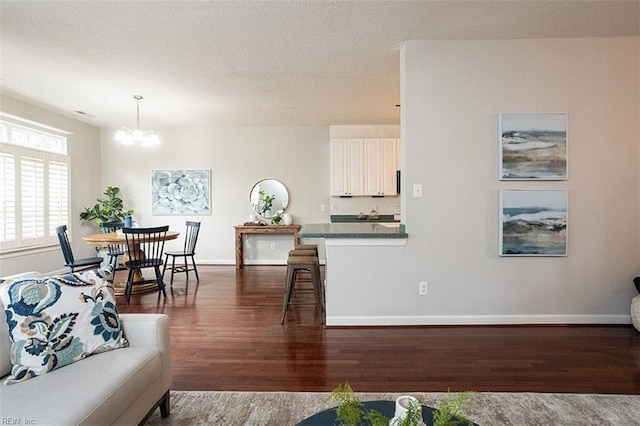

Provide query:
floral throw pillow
left=0, top=268, right=128, bottom=385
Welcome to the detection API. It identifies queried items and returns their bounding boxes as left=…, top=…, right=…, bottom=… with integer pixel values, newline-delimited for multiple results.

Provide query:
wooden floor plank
left=116, top=265, right=640, bottom=394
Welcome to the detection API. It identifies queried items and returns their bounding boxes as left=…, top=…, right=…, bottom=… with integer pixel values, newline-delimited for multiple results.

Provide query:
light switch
left=413, top=184, right=423, bottom=198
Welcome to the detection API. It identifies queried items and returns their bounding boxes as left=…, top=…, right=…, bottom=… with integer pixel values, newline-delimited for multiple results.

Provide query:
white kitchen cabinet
left=330, top=138, right=364, bottom=196
left=363, top=138, right=398, bottom=195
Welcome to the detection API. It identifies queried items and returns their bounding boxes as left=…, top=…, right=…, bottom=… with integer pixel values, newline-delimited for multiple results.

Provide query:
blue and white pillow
left=0, top=267, right=128, bottom=385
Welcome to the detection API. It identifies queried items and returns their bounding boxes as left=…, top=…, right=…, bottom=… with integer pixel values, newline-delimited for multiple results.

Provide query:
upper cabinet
left=331, top=138, right=399, bottom=196
left=330, top=139, right=364, bottom=196
left=364, top=138, right=398, bottom=196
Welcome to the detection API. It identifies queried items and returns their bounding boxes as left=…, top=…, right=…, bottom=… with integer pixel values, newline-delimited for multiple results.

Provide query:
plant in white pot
left=330, top=383, right=476, bottom=426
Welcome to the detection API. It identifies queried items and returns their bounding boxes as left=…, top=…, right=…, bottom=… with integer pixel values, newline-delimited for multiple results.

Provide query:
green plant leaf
left=433, top=391, right=476, bottom=426
left=79, top=186, right=134, bottom=226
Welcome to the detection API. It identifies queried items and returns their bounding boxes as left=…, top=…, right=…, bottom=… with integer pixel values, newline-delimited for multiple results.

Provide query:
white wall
left=100, top=126, right=331, bottom=264
left=391, top=37, right=638, bottom=323
left=0, top=94, right=103, bottom=276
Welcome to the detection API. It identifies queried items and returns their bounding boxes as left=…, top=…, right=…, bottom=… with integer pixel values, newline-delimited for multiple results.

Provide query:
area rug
left=144, top=391, right=640, bottom=425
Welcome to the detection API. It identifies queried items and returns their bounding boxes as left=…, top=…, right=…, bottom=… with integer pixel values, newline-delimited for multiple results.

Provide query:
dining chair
left=122, top=225, right=169, bottom=304
left=162, top=221, right=201, bottom=287
left=55, top=225, right=104, bottom=273
left=100, top=221, right=126, bottom=274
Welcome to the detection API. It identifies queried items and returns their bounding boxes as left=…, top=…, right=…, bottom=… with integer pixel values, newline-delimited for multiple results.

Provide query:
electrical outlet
left=270, top=243, right=276, bottom=250
left=394, top=206, right=401, bottom=214
left=419, top=281, right=429, bottom=295
left=332, top=204, right=337, bottom=211
left=320, top=204, right=326, bottom=212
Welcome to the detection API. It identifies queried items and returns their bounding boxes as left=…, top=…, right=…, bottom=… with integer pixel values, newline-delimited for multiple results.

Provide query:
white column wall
left=388, top=37, right=639, bottom=324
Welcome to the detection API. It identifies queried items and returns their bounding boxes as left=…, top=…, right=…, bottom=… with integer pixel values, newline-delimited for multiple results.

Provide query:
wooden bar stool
left=288, top=249, right=316, bottom=257
left=287, top=249, right=316, bottom=284
left=281, top=254, right=324, bottom=324
left=294, top=244, right=318, bottom=257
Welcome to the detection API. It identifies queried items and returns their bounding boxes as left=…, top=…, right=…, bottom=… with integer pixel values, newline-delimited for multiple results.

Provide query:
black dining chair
left=55, top=225, right=104, bottom=273
left=122, top=225, right=169, bottom=304
left=100, top=221, right=126, bottom=274
left=162, top=221, right=201, bottom=287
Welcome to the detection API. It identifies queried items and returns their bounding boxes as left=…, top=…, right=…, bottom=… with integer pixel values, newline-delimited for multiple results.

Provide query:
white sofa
left=0, top=303, right=172, bottom=425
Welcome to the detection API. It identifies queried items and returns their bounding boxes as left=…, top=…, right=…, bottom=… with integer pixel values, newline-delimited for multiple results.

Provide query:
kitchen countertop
left=299, top=222, right=407, bottom=239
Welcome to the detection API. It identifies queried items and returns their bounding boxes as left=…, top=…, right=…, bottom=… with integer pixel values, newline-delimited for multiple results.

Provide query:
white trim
left=175, top=259, right=329, bottom=266
left=170, top=259, right=329, bottom=266
left=242, top=259, right=327, bottom=266
left=198, top=259, right=236, bottom=265
left=0, top=112, right=73, bottom=135
left=0, top=245, right=58, bottom=259
left=243, top=259, right=287, bottom=266
left=326, top=314, right=631, bottom=327
left=325, top=238, right=407, bottom=246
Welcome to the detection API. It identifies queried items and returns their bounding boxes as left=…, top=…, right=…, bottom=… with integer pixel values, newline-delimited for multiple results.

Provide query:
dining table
left=83, top=230, right=180, bottom=296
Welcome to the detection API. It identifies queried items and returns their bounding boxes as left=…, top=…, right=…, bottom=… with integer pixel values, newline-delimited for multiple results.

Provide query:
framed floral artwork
left=499, top=113, right=568, bottom=180
left=151, top=169, right=211, bottom=215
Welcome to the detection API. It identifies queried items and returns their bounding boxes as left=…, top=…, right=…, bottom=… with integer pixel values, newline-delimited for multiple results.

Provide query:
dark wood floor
left=116, top=265, right=640, bottom=394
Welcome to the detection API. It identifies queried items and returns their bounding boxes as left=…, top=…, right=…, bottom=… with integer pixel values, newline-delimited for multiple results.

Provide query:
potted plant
left=258, top=189, right=275, bottom=217
left=80, top=186, right=134, bottom=227
left=330, top=382, right=476, bottom=426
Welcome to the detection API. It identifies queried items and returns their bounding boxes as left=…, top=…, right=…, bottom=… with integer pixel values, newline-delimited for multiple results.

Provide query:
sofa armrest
left=119, top=314, right=171, bottom=389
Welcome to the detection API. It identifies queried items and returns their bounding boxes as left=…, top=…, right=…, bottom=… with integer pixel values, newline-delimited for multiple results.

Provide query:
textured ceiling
left=1, top=1, right=638, bottom=129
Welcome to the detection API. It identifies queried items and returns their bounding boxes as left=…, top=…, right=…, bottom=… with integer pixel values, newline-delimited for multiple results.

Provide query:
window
left=0, top=119, right=69, bottom=252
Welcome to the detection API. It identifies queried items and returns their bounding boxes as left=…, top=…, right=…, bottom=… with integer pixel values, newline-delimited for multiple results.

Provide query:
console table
left=234, top=224, right=301, bottom=269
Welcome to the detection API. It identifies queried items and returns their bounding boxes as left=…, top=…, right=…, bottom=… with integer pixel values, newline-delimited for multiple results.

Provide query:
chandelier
left=114, top=95, right=160, bottom=147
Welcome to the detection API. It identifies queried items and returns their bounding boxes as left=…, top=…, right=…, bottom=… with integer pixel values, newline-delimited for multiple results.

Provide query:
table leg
left=113, top=246, right=159, bottom=296
left=235, top=230, right=243, bottom=269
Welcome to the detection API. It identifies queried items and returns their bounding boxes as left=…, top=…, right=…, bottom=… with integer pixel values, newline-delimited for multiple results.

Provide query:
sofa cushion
left=0, top=272, right=43, bottom=378
left=0, top=345, right=160, bottom=425
left=0, top=268, right=127, bottom=385
left=0, top=300, right=11, bottom=378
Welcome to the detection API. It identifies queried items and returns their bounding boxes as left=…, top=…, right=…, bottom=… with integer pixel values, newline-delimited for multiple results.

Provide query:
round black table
left=296, top=400, right=478, bottom=425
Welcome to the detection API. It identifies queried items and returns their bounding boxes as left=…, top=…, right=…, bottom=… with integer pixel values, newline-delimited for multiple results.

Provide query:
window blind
left=0, top=145, right=69, bottom=251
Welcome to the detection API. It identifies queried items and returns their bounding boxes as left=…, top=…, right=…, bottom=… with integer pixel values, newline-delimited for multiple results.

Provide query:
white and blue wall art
left=499, top=113, right=568, bottom=180
left=499, top=189, right=568, bottom=256
left=151, top=169, right=211, bottom=215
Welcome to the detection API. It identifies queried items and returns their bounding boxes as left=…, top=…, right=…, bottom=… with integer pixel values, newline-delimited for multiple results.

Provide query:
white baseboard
left=326, top=314, right=632, bottom=326
left=197, top=259, right=236, bottom=265
left=242, top=259, right=287, bottom=266
left=194, top=259, right=327, bottom=266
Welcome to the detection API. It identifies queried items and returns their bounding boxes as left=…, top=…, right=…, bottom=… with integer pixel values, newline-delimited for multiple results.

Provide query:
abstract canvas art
left=151, top=169, right=211, bottom=215
left=499, top=189, right=568, bottom=256
left=499, top=113, right=567, bottom=180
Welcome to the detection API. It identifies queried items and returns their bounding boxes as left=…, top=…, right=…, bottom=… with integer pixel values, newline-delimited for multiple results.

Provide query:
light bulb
left=114, top=129, right=126, bottom=142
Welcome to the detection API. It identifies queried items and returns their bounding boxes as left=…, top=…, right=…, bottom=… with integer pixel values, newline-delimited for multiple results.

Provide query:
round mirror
left=249, top=179, right=289, bottom=219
